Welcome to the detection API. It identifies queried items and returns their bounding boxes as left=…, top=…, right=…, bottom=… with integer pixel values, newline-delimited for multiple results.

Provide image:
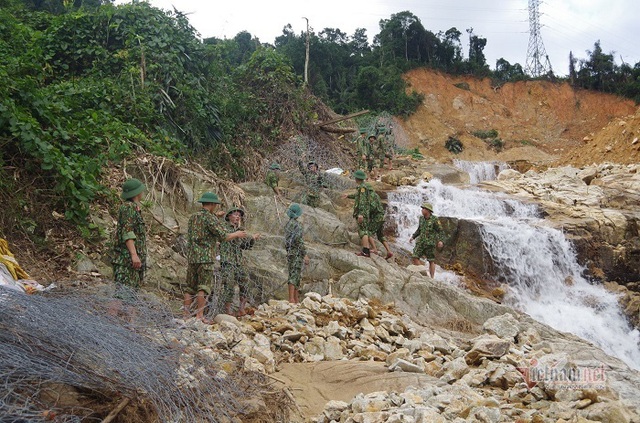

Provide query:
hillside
left=401, top=69, right=638, bottom=167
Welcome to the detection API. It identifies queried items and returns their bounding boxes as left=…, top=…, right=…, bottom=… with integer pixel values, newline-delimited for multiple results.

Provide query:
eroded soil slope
left=401, top=68, right=638, bottom=166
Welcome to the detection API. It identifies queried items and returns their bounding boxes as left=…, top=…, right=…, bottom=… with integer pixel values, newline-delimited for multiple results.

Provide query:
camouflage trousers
left=412, top=238, right=436, bottom=261
left=184, top=262, right=214, bottom=295
left=287, top=253, right=304, bottom=288
left=112, top=263, right=143, bottom=303
left=220, top=262, right=249, bottom=304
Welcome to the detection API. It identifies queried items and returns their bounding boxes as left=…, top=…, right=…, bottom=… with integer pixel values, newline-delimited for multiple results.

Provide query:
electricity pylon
left=526, top=0, right=553, bottom=77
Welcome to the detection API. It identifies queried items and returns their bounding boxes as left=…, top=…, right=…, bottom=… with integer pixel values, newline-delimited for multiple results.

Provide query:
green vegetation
left=472, top=129, right=499, bottom=139
left=397, top=147, right=424, bottom=160
left=445, top=137, right=464, bottom=154
left=472, top=129, right=503, bottom=152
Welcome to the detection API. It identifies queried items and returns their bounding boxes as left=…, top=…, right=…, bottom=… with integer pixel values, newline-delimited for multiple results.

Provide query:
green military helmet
left=197, top=192, right=221, bottom=204
left=359, top=127, right=367, bottom=134
left=121, top=178, right=145, bottom=200
left=287, top=203, right=303, bottom=219
left=269, top=162, right=281, bottom=170
left=224, top=207, right=245, bottom=221
left=367, top=133, right=377, bottom=140
left=353, top=169, right=367, bottom=180
left=421, top=202, right=434, bottom=212
left=307, top=161, right=319, bottom=169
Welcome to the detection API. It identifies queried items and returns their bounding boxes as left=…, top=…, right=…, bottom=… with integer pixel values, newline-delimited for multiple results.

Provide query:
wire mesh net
left=0, top=286, right=286, bottom=422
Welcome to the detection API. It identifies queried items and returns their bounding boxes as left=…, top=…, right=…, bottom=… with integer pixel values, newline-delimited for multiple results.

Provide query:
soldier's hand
left=437, top=241, right=444, bottom=249
left=357, top=215, right=364, bottom=224
left=341, top=193, right=348, bottom=199
left=409, top=238, right=414, bottom=243
left=131, top=253, right=142, bottom=269
left=304, top=255, right=310, bottom=265
left=236, top=230, right=248, bottom=239
left=253, top=233, right=262, bottom=241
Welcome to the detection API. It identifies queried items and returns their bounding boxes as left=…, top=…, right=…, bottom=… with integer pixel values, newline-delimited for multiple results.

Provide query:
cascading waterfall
left=388, top=178, right=640, bottom=369
left=452, top=159, right=510, bottom=184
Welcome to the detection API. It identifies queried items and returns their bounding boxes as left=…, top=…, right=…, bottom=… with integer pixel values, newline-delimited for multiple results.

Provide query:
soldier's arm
left=411, top=218, right=423, bottom=240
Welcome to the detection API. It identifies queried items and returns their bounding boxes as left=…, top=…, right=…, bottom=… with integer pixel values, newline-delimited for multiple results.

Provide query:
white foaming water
left=388, top=178, right=640, bottom=369
left=453, top=159, right=510, bottom=184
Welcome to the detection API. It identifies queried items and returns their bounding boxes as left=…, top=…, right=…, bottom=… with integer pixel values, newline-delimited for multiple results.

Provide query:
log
left=101, top=397, right=131, bottom=423
left=320, top=126, right=358, bottom=134
left=317, top=110, right=369, bottom=127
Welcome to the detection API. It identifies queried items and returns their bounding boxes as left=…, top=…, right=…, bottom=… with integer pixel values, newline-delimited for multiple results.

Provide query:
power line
left=526, top=0, right=552, bottom=76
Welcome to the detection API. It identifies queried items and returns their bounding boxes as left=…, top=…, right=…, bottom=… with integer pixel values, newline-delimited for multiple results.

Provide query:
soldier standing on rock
left=343, top=170, right=391, bottom=259
left=298, top=159, right=327, bottom=208
left=220, top=207, right=260, bottom=316
left=409, top=202, right=444, bottom=278
left=265, top=162, right=282, bottom=196
left=110, top=178, right=147, bottom=316
left=284, top=203, right=309, bottom=303
left=184, top=192, right=246, bottom=323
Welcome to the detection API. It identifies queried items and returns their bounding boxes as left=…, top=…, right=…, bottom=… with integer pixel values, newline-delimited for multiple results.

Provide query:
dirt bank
left=401, top=68, right=638, bottom=167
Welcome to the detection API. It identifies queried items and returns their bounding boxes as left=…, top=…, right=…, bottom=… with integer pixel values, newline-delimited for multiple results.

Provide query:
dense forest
left=1, top=0, right=639, bottom=236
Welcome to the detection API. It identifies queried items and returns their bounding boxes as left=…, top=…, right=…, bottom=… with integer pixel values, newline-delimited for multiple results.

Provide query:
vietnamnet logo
left=516, top=358, right=607, bottom=390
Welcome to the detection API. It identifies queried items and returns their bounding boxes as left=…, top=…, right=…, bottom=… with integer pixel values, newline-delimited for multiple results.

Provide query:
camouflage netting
left=0, top=286, right=290, bottom=422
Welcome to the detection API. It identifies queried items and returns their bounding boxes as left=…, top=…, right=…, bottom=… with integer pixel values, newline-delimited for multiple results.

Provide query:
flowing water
left=452, top=159, right=510, bottom=184
left=388, top=176, right=640, bottom=369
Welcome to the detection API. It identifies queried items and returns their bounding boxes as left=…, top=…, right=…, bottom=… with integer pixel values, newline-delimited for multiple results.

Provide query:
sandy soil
left=275, top=361, right=438, bottom=420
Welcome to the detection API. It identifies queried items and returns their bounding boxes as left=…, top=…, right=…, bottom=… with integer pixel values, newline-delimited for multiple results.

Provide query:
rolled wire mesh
left=0, top=286, right=269, bottom=422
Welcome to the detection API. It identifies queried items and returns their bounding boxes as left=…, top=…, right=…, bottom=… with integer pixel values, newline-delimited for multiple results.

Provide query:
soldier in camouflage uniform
left=265, top=162, right=282, bottom=196
left=284, top=203, right=308, bottom=303
left=220, top=207, right=260, bottom=316
left=298, top=160, right=327, bottom=208
left=355, top=127, right=368, bottom=171
left=410, top=202, right=445, bottom=278
left=111, top=178, right=147, bottom=303
left=344, top=169, right=391, bottom=259
left=364, top=135, right=379, bottom=179
left=184, top=192, right=246, bottom=322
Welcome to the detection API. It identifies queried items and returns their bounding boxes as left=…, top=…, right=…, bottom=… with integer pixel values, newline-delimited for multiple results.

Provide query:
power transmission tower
left=526, top=0, right=553, bottom=77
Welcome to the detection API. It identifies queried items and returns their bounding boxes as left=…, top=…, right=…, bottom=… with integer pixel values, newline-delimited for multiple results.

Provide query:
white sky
left=122, top=0, right=640, bottom=76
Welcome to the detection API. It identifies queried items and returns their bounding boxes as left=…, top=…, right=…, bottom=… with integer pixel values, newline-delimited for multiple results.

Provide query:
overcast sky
left=122, top=0, right=640, bottom=76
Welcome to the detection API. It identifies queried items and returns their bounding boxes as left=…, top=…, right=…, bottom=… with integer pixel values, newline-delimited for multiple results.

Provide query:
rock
left=464, top=335, right=511, bottom=365
left=441, top=357, right=469, bottom=381
left=324, top=336, right=345, bottom=360
left=214, top=314, right=240, bottom=326
left=482, top=313, right=520, bottom=340
left=389, top=358, right=425, bottom=373
left=322, top=400, right=349, bottom=421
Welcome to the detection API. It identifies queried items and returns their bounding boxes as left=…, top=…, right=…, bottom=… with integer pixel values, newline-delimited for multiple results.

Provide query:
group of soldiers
left=110, top=132, right=445, bottom=320
left=354, top=125, right=395, bottom=180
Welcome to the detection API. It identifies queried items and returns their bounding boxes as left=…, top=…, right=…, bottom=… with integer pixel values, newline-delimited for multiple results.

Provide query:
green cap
left=197, top=192, right=221, bottom=204
left=269, top=162, right=281, bottom=170
left=121, top=178, right=145, bottom=200
left=307, top=161, right=318, bottom=168
left=359, top=127, right=367, bottom=134
left=421, top=202, right=433, bottom=212
left=287, top=203, right=302, bottom=219
left=224, top=207, right=245, bottom=221
left=353, top=169, right=367, bottom=180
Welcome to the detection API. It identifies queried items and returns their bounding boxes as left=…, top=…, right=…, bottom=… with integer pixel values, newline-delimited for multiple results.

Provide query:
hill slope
left=401, top=69, right=638, bottom=166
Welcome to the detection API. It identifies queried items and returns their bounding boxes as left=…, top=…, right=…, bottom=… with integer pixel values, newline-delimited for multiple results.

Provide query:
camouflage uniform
left=411, top=215, right=444, bottom=261
left=220, top=222, right=255, bottom=304
left=364, top=138, right=377, bottom=171
left=284, top=217, right=306, bottom=287
left=298, top=160, right=327, bottom=208
left=265, top=170, right=279, bottom=192
left=185, top=209, right=226, bottom=296
left=350, top=181, right=383, bottom=238
left=111, top=201, right=146, bottom=298
left=375, top=134, right=387, bottom=168
left=355, top=133, right=367, bottom=170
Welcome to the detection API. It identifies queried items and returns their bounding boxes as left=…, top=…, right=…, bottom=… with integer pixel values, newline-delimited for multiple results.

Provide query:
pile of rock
left=167, top=292, right=638, bottom=422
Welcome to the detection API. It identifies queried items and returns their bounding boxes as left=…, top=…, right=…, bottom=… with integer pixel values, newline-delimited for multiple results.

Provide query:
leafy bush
left=445, top=136, right=463, bottom=154
left=453, top=82, right=470, bottom=91
left=472, top=129, right=499, bottom=139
